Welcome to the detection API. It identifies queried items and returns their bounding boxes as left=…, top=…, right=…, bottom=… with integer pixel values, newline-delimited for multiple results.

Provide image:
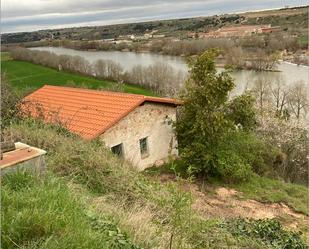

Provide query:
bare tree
left=8, top=47, right=184, bottom=96
left=288, top=81, right=309, bottom=120
left=250, top=49, right=279, bottom=71
left=225, top=46, right=245, bottom=69
left=252, top=76, right=272, bottom=112
left=270, top=76, right=289, bottom=116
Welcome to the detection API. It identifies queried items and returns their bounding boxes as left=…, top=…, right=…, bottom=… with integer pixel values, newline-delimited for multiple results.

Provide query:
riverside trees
left=9, top=47, right=185, bottom=96
left=175, top=49, right=308, bottom=185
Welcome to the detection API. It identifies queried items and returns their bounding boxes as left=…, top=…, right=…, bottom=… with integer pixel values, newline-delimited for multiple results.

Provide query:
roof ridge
left=43, top=84, right=145, bottom=98
left=24, top=85, right=181, bottom=140
left=42, top=85, right=181, bottom=105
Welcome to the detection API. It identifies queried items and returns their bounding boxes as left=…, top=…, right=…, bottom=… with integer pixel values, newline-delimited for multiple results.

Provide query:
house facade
left=23, top=85, right=180, bottom=170
left=101, top=102, right=178, bottom=170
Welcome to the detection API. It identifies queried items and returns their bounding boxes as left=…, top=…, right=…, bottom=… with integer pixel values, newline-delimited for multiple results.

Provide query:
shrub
left=225, top=219, right=307, bottom=249
left=225, top=93, right=257, bottom=131
left=0, top=73, right=23, bottom=136
left=219, top=131, right=279, bottom=177
left=216, top=150, right=252, bottom=183
left=175, top=50, right=271, bottom=182
left=256, top=112, right=309, bottom=184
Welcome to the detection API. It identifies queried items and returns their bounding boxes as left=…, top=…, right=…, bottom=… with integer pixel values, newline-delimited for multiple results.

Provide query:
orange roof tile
left=22, top=85, right=180, bottom=140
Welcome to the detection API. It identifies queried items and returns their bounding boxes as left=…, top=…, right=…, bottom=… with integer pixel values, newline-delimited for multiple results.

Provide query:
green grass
left=6, top=119, right=283, bottom=249
left=232, top=175, right=309, bottom=216
left=1, top=171, right=138, bottom=249
left=1, top=52, right=153, bottom=96
left=146, top=164, right=309, bottom=216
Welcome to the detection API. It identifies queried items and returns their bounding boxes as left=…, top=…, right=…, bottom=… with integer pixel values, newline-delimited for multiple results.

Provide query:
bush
left=175, top=49, right=235, bottom=177
left=219, top=131, right=279, bottom=177
left=225, top=218, right=307, bottom=249
left=0, top=73, right=23, bottom=136
left=225, top=93, right=257, bottom=131
left=256, top=112, right=309, bottom=184
left=216, top=150, right=252, bottom=183
left=175, top=50, right=274, bottom=182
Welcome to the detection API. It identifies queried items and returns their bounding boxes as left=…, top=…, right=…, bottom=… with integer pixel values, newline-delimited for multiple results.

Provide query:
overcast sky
left=1, top=0, right=306, bottom=33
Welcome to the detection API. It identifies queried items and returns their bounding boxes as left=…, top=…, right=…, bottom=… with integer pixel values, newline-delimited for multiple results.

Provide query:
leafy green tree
left=175, top=49, right=235, bottom=176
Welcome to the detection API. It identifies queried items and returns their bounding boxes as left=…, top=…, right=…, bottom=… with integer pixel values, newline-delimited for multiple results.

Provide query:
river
left=30, top=47, right=309, bottom=95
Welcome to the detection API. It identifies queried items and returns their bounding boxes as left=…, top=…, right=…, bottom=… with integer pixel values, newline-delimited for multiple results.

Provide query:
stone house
left=22, top=85, right=181, bottom=170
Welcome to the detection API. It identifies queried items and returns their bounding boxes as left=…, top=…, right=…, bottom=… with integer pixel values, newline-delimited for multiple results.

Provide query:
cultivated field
left=1, top=52, right=153, bottom=96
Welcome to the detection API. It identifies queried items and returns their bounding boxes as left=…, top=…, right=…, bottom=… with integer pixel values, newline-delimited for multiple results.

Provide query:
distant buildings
left=189, top=24, right=281, bottom=39
left=118, top=31, right=165, bottom=42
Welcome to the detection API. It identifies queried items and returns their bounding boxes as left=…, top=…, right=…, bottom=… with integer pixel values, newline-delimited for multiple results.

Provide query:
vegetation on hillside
left=2, top=120, right=306, bottom=248
left=2, top=172, right=138, bottom=249
left=1, top=49, right=308, bottom=248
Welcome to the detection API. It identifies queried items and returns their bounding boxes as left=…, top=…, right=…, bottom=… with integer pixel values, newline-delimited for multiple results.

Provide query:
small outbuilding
left=0, top=142, right=46, bottom=175
left=22, top=85, right=181, bottom=170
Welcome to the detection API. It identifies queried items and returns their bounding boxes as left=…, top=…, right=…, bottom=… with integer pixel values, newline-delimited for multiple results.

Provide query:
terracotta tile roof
left=22, top=85, right=180, bottom=140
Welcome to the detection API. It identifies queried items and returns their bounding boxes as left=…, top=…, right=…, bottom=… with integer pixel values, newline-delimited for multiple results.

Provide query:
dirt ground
left=156, top=173, right=309, bottom=234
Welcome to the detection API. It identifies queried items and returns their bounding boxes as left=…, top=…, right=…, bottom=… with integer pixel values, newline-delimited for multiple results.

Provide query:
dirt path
left=156, top=173, right=309, bottom=233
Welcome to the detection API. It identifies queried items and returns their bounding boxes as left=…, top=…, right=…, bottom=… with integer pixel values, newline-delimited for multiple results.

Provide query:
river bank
left=29, top=47, right=309, bottom=93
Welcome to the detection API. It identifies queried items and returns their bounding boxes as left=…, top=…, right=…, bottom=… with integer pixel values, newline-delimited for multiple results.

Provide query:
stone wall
left=101, top=102, right=178, bottom=170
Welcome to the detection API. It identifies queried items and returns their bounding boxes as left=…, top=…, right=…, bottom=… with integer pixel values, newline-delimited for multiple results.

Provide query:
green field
left=1, top=52, right=153, bottom=96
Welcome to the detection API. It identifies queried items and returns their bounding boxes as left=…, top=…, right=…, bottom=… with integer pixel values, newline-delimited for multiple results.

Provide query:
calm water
left=31, top=47, right=309, bottom=95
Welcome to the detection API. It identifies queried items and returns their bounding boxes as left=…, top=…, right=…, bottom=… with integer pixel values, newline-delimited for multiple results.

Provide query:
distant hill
left=2, top=6, right=308, bottom=44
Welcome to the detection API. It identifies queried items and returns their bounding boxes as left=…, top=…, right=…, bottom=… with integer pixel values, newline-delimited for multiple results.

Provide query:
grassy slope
left=232, top=175, right=309, bottom=215
left=1, top=52, right=153, bottom=96
left=146, top=164, right=309, bottom=216
left=2, top=172, right=137, bottom=249
left=3, top=120, right=308, bottom=248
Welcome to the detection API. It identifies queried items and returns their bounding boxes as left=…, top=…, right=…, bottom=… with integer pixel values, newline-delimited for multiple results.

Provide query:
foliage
left=225, top=92, right=257, bottom=131
left=7, top=48, right=183, bottom=96
left=175, top=49, right=235, bottom=177
left=216, top=149, right=252, bottom=183
left=175, top=50, right=268, bottom=182
left=220, top=131, right=280, bottom=177
left=225, top=218, right=307, bottom=249
left=1, top=171, right=138, bottom=249
left=0, top=73, right=23, bottom=136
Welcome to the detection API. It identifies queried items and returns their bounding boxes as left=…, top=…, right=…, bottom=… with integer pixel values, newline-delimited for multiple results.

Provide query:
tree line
left=251, top=76, right=308, bottom=121
left=12, top=30, right=307, bottom=69
left=9, top=47, right=185, bottom=96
